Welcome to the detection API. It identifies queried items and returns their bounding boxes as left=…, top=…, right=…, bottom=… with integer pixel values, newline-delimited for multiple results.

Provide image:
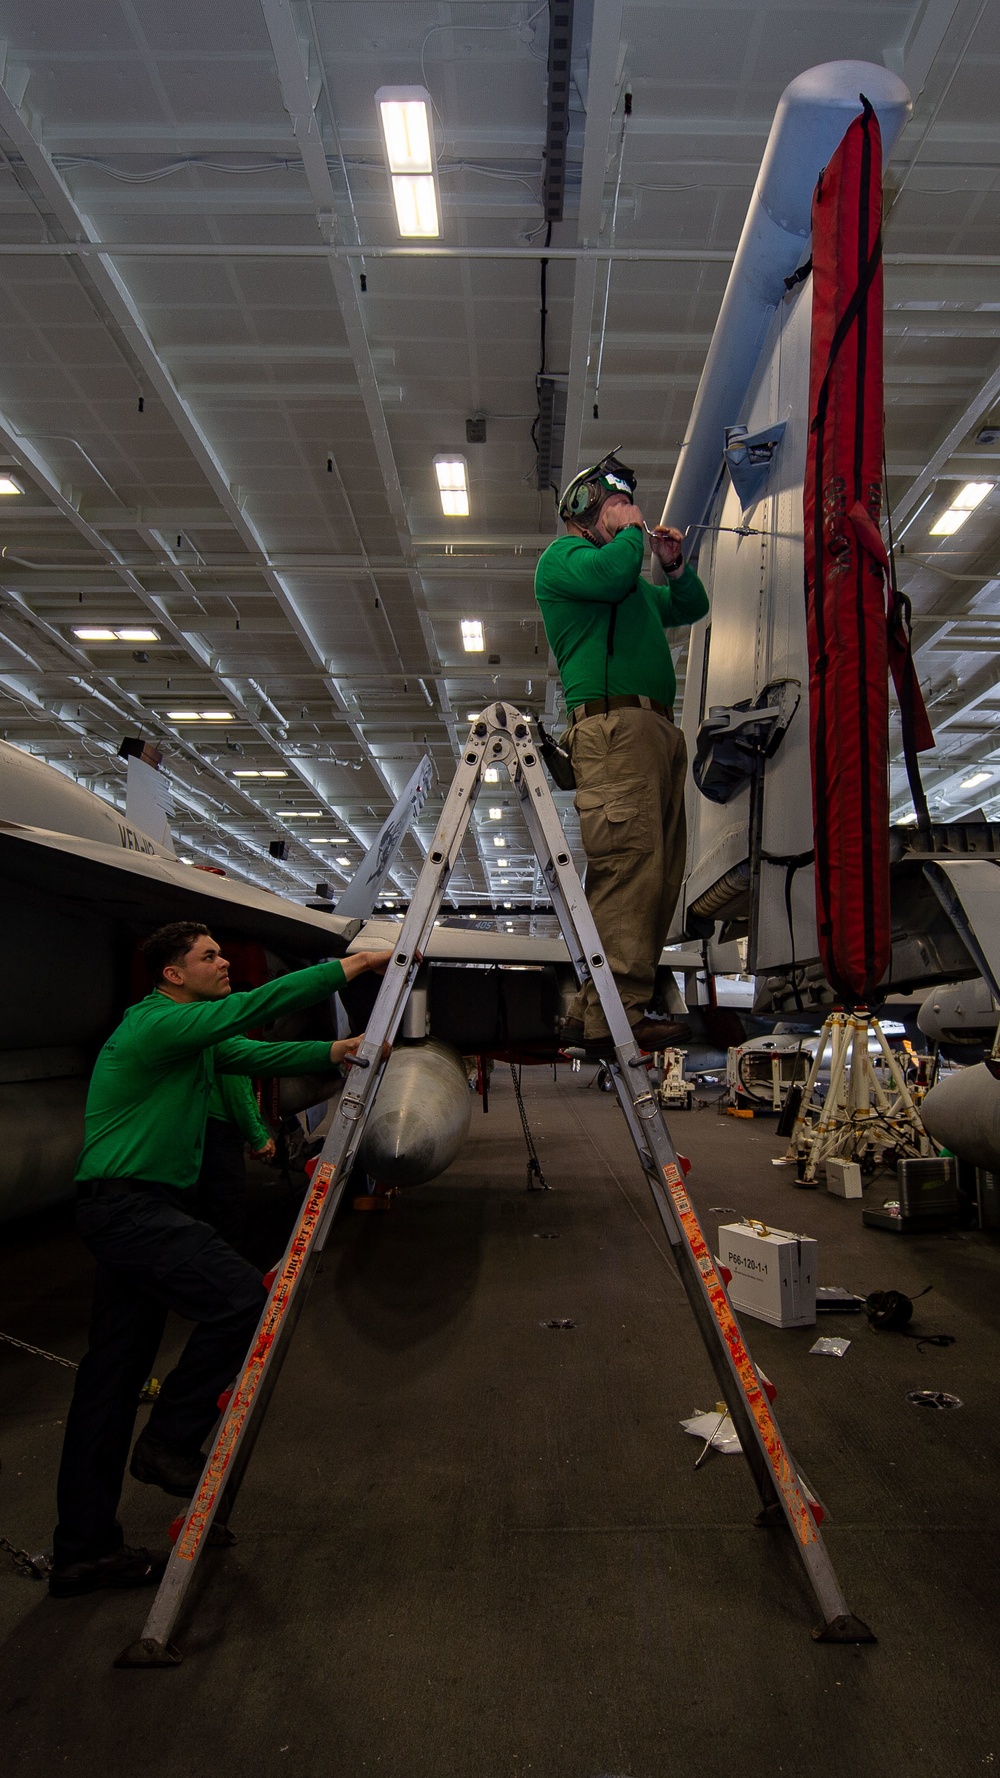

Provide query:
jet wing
left=0, top=820, right=359, bottom=956
left=345, top=917, right=741, bottom=973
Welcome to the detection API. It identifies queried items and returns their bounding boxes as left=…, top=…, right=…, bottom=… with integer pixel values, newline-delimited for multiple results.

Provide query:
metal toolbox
left=897, top=1156, right=959, bottom=1226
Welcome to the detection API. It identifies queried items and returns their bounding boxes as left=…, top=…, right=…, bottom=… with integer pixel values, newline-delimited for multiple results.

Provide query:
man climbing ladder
left=117, top=706, right=874, bottom=1667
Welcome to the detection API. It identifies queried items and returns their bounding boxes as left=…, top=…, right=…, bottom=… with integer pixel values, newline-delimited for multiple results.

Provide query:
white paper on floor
left=680, top=1410, right=742, bottom=1454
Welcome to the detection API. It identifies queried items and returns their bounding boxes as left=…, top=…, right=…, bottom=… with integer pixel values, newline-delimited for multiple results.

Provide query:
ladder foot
left=113, top=1636, right=184, bottom=1668
left=811, top=1614, right=877, bottom=1645
left=793, top=1176, right=819, bottom=1189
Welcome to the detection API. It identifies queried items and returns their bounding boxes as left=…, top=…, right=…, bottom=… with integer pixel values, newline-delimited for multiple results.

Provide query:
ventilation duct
left=543, top=1, right=574, bottom=222
left=535, top=373, right=567, bottom=492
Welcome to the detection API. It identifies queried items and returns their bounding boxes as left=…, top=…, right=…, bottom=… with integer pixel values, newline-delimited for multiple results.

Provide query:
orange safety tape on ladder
left=661, top=1162, right=820, bottom=1548
left=175, top=1162, right=336, bottom=1562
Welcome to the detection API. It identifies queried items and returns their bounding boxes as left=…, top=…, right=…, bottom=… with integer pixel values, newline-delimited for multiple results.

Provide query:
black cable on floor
left=510, top=1063, right=550, bottom=1191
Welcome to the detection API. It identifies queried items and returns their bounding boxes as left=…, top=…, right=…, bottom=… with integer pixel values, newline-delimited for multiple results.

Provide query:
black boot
left=130, top=1430, right=207, bottom=1498
left=49, top=1545, right=168, bottom=1599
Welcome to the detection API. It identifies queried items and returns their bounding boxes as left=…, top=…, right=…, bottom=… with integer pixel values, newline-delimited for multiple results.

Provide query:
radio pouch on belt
left=537, top=721, right=577, bottom=791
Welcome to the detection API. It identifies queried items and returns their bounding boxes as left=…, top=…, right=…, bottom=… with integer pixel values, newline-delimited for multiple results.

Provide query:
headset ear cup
left=569, top=478, right=599, bottom=520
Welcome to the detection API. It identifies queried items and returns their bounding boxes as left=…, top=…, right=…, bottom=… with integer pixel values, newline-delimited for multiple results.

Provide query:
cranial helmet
left=558, top=449, right=637, bottom=527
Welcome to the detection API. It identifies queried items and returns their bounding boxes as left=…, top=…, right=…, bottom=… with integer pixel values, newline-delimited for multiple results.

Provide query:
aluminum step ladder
left=117, top=703, right=874, bottom=1666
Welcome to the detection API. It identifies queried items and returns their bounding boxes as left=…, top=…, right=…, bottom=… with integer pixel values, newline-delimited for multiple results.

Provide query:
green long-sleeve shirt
left=76, top=959, right=345, bottom=1188
left=534, top=527, right=709, bottom=713
left=207, top=1072, right=271, bottom=1150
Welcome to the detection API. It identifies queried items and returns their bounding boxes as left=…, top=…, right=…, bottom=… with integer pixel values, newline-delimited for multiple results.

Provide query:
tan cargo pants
left=566, top=705, right=688, bottom=1039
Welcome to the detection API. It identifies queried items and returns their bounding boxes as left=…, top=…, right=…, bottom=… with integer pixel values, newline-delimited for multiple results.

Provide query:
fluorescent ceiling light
left=953, top=481, right=992, bottom=509
left=503, top=901, right=513, bottom=909
left=379, top=98, right=432, bottom=173
left=436, top=455, right=470, bottom=518
left=461, top=619, right=484, bottom=652
left=287, top=810, right=323, bottom=819
left=391, top=175, right=439, bottom=238
left=494, top=837, right=505, bottom=848
left=168, top=709, right=233, bottom=722
left=337, top=856, right=350, bottom=866
left=960, top=770, right=991, bottom=788
left=0, top=475, right=22, bottom=495
left=897, top=811, right=918, bottom=825
left=484, top=766, right=499, bottom=783
left=233, top=769, right=260, bottom=778
left=73, top=626, right=159, bottom=642
left=930, top=481, right=992, bottom=536
left=488, top=807, right=502, bottom=820
left=260, top=769, right=287, bottom=778
left=377, top=87, right=440, bottom=239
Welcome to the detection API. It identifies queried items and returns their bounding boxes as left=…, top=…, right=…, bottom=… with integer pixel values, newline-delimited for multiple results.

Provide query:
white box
left=826, top=1157, right=863, bottom=1199
left=718, top=1221, right=817, bottom=1328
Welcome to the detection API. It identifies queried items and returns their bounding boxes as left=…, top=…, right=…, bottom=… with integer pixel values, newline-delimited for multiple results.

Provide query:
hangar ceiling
left=0, top=0, right=997, bottom=925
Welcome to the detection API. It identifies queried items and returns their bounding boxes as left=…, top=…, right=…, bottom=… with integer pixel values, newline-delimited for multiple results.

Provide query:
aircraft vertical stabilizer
left=124, top=744, right=176, bottom=856
left=336, top=756, right=432, bottom=919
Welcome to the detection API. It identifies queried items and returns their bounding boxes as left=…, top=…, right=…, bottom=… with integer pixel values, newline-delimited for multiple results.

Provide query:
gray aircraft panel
left=0, top=821, right=355, bottom=957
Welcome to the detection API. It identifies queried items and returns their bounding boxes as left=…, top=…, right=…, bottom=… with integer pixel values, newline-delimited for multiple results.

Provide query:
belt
left=77, top=1176, right=174, bottom=1201
left=569, top=694, right=673, bottom=723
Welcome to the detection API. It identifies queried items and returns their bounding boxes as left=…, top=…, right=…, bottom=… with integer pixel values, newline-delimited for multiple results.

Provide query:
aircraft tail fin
left=335, top=756, right=431, bottom=919
left=121, top=740, right=175, bottom=856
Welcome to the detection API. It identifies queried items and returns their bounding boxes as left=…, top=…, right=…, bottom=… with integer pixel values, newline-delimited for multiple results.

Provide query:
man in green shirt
left=535, top=451, right=709, bottom=1053
left=50, top=920, right=392, bottom=1598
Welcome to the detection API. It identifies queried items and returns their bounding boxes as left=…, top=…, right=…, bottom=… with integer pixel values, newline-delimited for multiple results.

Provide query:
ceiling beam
left=561, top=0, right=626, bottom=493
left=258, top=0, right=436, bottom=680
left=0, top=239, right=998, bottom=266
left=887, top=351, right=1000, bottom=534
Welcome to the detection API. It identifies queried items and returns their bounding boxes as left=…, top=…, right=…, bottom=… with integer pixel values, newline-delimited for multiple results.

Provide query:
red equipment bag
left=803, top=97, right=933, bottom=1007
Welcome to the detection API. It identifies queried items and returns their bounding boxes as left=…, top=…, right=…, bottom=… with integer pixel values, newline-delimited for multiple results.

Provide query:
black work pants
left=53, top=1180, right=266, bottom=1567
left=197, top=1117, right=250, bottom=1256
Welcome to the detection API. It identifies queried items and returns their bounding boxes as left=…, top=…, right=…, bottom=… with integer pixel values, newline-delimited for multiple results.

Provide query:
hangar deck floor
left=1, top=1067, right=998, bottom=1778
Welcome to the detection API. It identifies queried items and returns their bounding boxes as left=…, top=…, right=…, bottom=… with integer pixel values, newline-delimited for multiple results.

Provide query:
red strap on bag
left=847, top=502, right=934, bottom=752
left=803, top=98, right=932, bottom=1005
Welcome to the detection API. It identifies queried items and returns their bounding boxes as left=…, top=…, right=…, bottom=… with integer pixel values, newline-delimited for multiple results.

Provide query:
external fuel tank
left=359, top=1040, right=472, bottom=1188
left=920, top=1064, right=1000, bottom=1172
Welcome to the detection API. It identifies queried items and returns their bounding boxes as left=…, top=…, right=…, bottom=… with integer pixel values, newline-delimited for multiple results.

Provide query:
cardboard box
left=719, top=1220, right=817, bottom=1328
left=826, top=1157, right=863, bottom=1199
